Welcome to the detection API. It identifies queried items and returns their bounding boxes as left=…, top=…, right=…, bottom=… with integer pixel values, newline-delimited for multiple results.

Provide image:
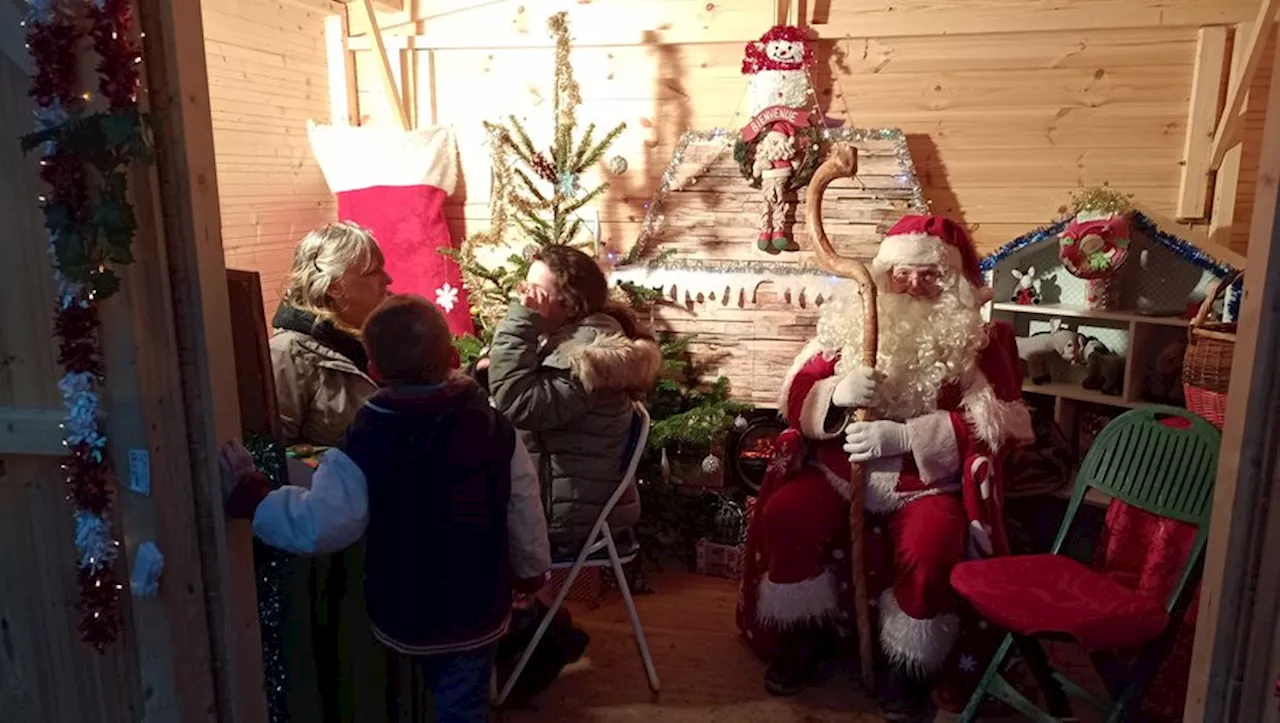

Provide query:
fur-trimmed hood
left=560, top=332, right=662, bottom=395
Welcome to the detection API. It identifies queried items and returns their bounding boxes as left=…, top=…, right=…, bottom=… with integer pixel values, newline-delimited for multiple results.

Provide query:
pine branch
left=575, top=122, right=626, bottom=173
left=561, top=183, right=607, bottom=217
left=512, top=168, right=548, bottom=204
left=516, top=217, right=554, bottom=245
left=564, top=217, right=585, bottom=246
left=571, top=123, right=596, bottom=171
left=506, top=116, right=541, bottom=167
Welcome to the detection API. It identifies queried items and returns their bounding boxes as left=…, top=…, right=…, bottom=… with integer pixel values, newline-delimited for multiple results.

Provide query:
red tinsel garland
left=88, top=0, right=141, bottom=110
left=25, top=0, right=146, bottom=650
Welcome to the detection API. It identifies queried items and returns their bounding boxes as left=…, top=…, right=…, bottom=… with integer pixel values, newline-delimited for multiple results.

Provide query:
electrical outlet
left=128, top=449, right=150, bottom=496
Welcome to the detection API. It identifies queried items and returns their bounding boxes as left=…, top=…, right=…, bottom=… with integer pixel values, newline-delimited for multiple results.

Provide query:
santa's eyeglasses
left=890, top=267, right=943, bottom=285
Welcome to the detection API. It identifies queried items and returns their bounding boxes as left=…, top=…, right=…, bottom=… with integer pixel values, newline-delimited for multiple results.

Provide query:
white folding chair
left=495, top=402, right=659, bottom=704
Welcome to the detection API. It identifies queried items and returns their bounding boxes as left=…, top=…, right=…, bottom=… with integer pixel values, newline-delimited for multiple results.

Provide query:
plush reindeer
left=1010, top=266, right=1041, bottom=305
left=1016, top=318, right=1080, bottom=384
left=1079, top=336, right=1125, bottom=396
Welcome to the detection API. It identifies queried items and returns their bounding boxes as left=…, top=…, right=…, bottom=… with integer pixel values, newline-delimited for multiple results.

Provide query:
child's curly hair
left=532, top=246, right=652, bottom=341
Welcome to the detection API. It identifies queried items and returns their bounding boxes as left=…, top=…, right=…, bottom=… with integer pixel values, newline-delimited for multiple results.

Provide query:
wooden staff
left=804, top=143, right=878, bottom=690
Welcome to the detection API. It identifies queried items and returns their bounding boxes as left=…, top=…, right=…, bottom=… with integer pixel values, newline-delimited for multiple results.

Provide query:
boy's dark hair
left=361, top=294, right=453, bottom=384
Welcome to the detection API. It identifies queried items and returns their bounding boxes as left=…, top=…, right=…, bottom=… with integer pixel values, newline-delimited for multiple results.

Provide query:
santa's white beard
left=815, top=279, right=987, bottom=420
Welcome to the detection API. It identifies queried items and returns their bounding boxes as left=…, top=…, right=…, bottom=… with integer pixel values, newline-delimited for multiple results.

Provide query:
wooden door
left=0, top=51, right=149, bottom=723
left=0, top=0, right=266, bottom=715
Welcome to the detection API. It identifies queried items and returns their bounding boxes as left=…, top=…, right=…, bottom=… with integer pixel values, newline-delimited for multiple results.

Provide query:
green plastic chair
left=953, top=405, right=1221, bottom=723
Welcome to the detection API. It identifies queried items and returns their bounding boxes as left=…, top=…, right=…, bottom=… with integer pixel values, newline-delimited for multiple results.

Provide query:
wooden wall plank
left=352, top=0, right=1257, bottom=49
left=1177, top=26, right=1229, bottom=220
left=346, top=21, right=1246, bottom=257
left=1185, top=39, right=1280, bottom=723
left=1211, top=3, right=1280, bottom=169
left=1211, top=23, right=1253, bottom=251
left=0, top=53, right=142, bottom=723
left=138, top=0, right=267, bottom=719
left=204, top=0, right=340, bottom=319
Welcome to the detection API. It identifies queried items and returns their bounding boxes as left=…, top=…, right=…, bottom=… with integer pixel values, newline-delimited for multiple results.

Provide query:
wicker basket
left=1182, top=272, right=1241, bottom=428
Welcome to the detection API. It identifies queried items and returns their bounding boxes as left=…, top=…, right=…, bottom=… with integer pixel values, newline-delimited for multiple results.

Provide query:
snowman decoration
left=735, top=25, right=819, bottom=252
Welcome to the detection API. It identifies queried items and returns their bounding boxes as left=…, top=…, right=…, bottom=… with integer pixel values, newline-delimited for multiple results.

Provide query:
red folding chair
left=949, top=406, right=1221, bottom=723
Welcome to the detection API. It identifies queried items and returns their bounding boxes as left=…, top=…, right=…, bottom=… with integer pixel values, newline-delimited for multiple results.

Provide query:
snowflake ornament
left=958, top=653, right=978, bottom=673
left=435, top=282, right=459, bottom=312
left=556, top=171, right=580, bottom=197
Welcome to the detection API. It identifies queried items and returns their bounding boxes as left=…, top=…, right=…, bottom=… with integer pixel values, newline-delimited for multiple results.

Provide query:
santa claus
left=737, top=214, right=1033, bottom=720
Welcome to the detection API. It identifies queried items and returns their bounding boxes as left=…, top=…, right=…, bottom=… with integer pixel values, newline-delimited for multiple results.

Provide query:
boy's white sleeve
left=508, top=437, right=551, bottom=578
left=252, top=449, right=370, bottom=555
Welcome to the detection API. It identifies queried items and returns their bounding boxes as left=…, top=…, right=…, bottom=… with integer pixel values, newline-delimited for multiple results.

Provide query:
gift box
left=695, top=538, right=744, bottom=580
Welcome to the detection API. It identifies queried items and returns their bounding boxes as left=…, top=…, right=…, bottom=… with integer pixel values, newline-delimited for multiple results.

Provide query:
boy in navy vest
left=223, top=294, right=550, bottom=723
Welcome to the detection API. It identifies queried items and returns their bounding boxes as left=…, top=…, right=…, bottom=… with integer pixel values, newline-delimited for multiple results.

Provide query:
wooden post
left=358, top=0, right=411, bottom=130
left=325, top=14, right=360, bottom=125
left=1210, top=3, right=1280, bottom=170
left=1184, top=40, right=1280, bottom=723
left=1209, top=23, right=1254, bottom=250
left=1177, top=26, right=1228, bottom=220
left=134, top=0, right=265, bottom=722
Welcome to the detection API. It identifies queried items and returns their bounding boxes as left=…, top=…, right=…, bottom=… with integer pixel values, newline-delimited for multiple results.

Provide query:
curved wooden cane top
left=805, top=142, right=878, bottom=371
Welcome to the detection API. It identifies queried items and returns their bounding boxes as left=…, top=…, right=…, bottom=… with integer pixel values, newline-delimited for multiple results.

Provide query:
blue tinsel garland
left=979, top=211, right=1242, bottom=319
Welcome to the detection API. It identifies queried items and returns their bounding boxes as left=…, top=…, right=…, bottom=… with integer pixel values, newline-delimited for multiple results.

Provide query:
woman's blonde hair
left=281, top=221, right=384, bottom=323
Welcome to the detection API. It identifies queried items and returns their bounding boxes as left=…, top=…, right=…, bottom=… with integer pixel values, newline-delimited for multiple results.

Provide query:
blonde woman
left=269, top=221, right=395, bottom=723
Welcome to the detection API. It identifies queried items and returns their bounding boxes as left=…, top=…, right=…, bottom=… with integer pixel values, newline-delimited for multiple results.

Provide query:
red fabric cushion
left=950, top=554, right=1168, bottom=651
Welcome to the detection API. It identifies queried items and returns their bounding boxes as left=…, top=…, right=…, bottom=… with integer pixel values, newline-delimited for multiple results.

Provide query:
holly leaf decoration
left=92, top=269, right=121, bottom=299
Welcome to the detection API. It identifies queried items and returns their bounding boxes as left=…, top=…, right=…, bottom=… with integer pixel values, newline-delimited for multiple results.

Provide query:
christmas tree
left=446, top=11, right=625, bottom=343
left=447, top=12, right=751, bottom=571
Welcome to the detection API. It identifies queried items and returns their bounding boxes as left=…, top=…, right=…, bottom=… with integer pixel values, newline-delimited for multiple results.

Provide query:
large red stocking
left=308, top=123, right=475, bottom=335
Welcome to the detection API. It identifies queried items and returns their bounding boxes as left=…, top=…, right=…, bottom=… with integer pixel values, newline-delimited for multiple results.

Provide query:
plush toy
left=737, top=25, right=819, bottom=252
left=1152, top=339, right=1187, bottom=403
left=1015, top=319, right=1080, bottom=384
left=1079, top=337, right=1125, bottom=396
left=1010, top=266, right=1040, bottom=305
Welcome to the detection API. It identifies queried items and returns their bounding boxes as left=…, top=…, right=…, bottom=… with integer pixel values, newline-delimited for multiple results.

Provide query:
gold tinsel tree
left=446, top=11, right=625, bottom=342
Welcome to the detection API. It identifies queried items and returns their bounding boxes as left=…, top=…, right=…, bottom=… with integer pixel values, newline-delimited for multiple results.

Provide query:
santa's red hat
left=871, top=214, right=985, bottom=290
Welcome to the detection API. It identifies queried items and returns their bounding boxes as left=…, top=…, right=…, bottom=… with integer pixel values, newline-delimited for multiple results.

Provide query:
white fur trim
left=757, top=569, right=840, bottom=628
left=778, top=338, right=832, bottom=416
left=761, top=167, right=793, bottom=179
left=308, top=122, right=458, bottom=194
left=968, top=519, right=994, bottom=558
left=864, top=456, right=905, bottom=513
left=871, top=232, right=962, bottom=276
left=798, top=377, right=846, bottom=440
left=814, top=462, right=852, bottom=502
left=961, top=370, right=1035, bottom=450
left=878, top=589, right=961, bottom=677
left=905, top=411, right=960, bottom=484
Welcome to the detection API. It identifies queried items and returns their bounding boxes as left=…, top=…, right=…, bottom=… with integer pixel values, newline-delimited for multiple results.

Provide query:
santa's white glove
left=843, top=420, right=911, bottom=463
left=832, top=366, right=882, bottom=409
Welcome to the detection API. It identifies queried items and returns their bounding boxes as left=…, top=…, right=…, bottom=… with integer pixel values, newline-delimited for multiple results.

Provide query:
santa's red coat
left=737, top=321, right=1032, bottom=690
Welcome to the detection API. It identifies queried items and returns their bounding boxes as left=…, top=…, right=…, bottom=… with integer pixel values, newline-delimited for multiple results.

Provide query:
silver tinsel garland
left=630, top=126, right=927, bottom=260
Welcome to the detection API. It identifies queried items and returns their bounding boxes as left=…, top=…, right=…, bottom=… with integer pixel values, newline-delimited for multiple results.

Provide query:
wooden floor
left=497, top=570, right=889, bottom=723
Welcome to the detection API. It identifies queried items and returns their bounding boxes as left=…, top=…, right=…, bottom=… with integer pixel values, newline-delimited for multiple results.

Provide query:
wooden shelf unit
left=990, top=302, right=1191, bottom=328
left=991, top=301, right=1190, bottom=410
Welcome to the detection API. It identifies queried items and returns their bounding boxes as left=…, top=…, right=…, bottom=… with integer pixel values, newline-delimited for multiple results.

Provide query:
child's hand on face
left=520, top=285, right=556, bottom=320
